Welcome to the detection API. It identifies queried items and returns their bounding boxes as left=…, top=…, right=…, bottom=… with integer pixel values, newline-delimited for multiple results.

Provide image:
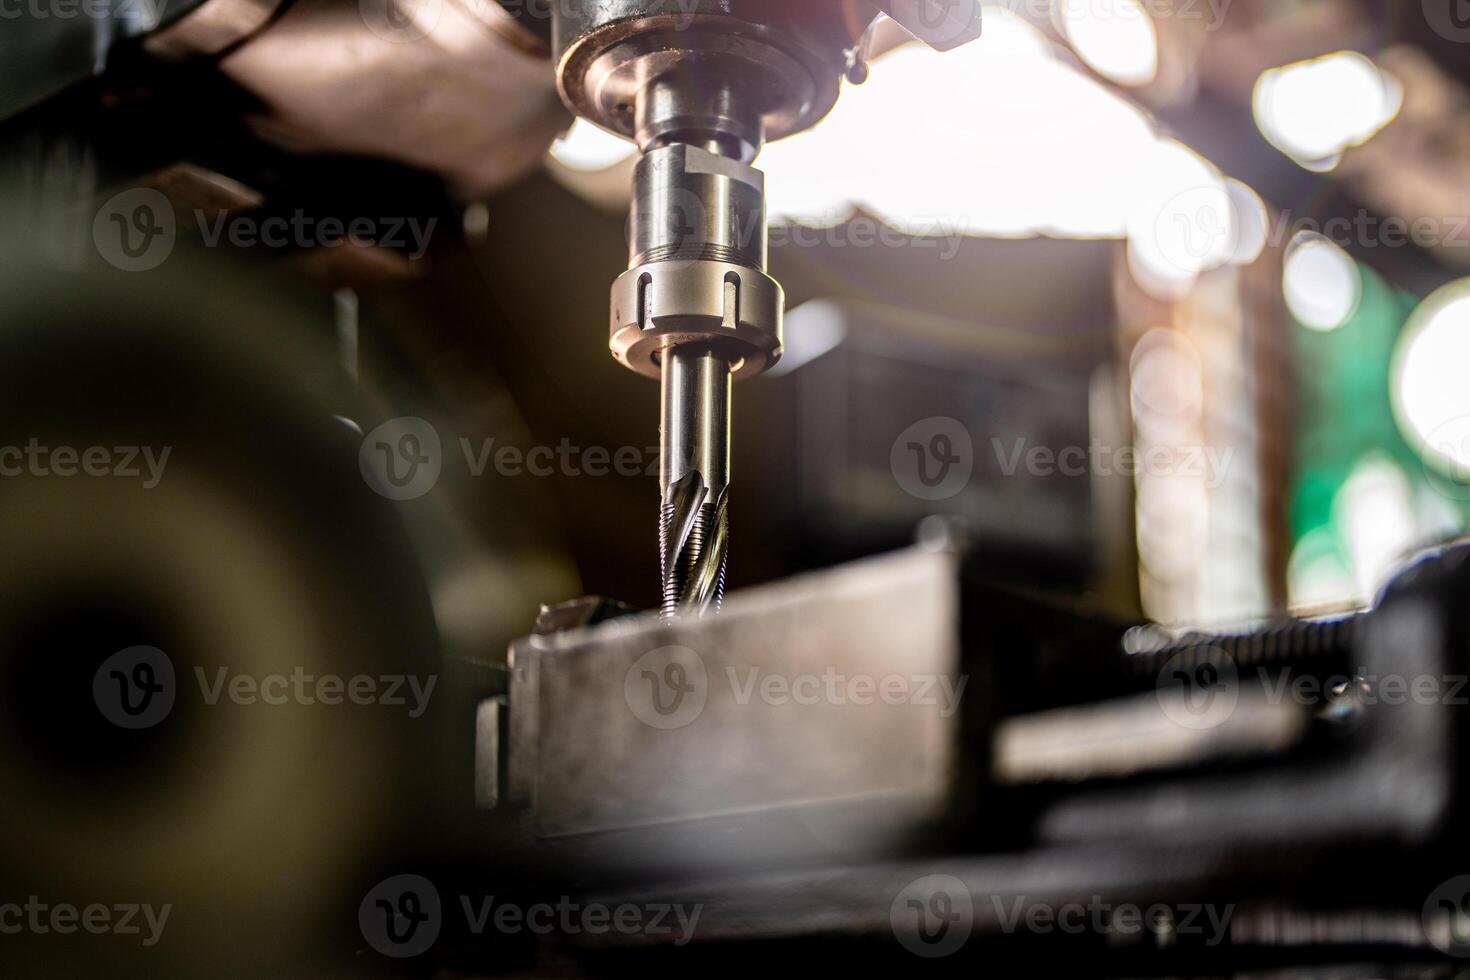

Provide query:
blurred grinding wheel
left=0, top=254, right=441, bottom=978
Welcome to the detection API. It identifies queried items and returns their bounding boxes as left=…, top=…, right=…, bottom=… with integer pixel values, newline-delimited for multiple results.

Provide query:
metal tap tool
left=547, top=1, right=983, bottom=617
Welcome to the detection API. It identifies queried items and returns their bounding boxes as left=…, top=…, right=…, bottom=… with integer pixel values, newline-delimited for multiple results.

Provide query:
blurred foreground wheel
left=0, top=256, right=441, bottom=978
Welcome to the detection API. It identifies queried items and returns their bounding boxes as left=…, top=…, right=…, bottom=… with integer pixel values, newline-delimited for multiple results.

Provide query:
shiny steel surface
left=630, top=135, right=771, bottom=618
left=659, top=347, right=732, bottom=618
left=553, top=2, right=804, bottom=618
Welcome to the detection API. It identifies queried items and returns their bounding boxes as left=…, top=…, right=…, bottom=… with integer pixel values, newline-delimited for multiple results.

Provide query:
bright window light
left=1252, top=51, right=1402, bottom=171
left=1283, top=233, right=1361, bottom=331
left=759, top=7, right=1161, bottom=238
left=550, top=119, right=636, bottom=172
left=766, top=300, right=850, bottom=377
left=1055, top=0, right=1160, bottom=87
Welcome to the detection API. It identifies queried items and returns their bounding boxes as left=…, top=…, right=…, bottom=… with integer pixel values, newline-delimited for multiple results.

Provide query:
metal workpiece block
left=506, top=546, right=965, bottom=838
left=484, top=542, right=1470, bottom=956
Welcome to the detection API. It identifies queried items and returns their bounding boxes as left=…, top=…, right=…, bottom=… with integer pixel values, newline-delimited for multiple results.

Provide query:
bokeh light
left=1283, top=233, right=1361, bottom=331
left=1392, top=279, right=1470, bottom=476
left=1055, top=0, right=1160, bottom=87
left=1253, top=51, right=1402, bottom=171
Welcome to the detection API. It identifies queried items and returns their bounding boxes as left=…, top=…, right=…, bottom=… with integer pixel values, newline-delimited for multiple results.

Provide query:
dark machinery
left=6, top=2, right=1470, bottom=978
left=471, top=533, right=1470, bottom=974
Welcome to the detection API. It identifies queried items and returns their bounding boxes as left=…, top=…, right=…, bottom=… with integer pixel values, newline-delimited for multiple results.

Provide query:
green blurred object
left=1287, top=257, right=1457, bottom=602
